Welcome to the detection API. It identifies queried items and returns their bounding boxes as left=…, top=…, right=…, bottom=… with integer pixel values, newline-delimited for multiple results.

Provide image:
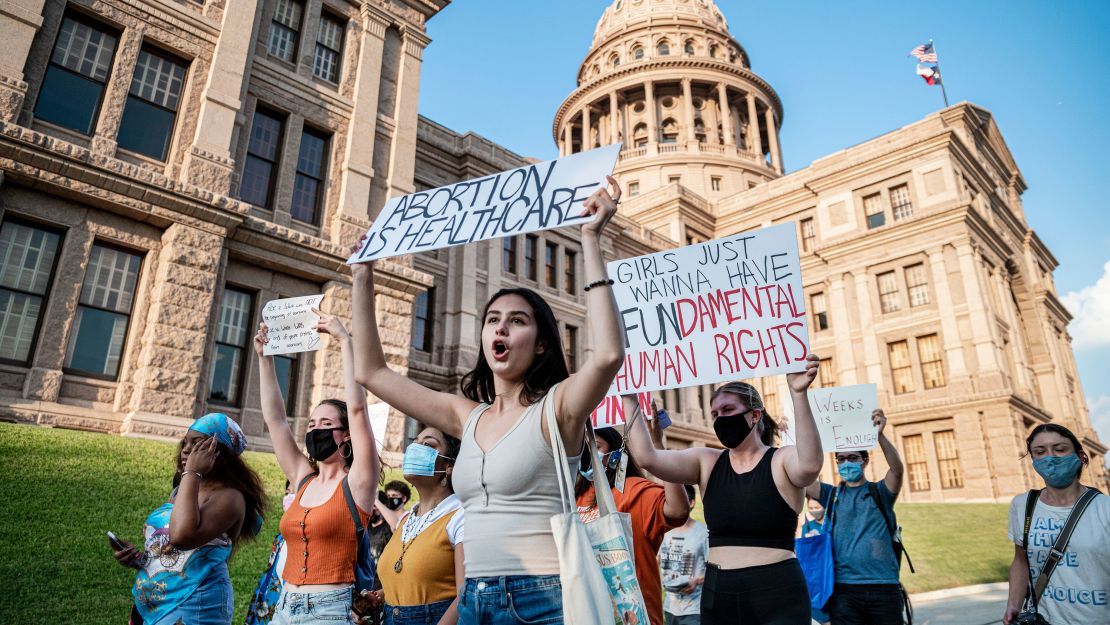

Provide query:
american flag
left=910, top=42, right=938, bottom=63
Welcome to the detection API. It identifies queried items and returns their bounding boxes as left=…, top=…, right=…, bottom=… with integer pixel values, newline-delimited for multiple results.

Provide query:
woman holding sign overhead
left=622, top=368, right=823, bottom=625
left=351, top=176, right=625, bottom=625
left=254, top=309, right=380, bottom=625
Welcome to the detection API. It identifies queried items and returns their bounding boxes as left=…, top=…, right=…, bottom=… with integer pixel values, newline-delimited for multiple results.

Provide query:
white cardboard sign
left=608, top=222, right=810, bottom=395
left=348, top=144, right=621, bottom=263
left=366, top=402, right=389, bottom=454
left=780, top=383, right=879, bottom=452
left=262, top=295, right=324, bottom=356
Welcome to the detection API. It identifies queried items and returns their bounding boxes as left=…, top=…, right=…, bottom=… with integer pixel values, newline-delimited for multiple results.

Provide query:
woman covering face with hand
left=351, top=176, right=625, bottom=625
left=112, top=413, right=265, bottom=625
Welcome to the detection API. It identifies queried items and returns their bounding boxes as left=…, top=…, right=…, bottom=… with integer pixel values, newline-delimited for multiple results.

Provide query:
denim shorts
left=271, top=586, right=355, bottom=625
left=151, top=565, right=234, bottom=625
left=383, top=598, right=453, bottom=625
left=458, top=575, right=562, bottom=625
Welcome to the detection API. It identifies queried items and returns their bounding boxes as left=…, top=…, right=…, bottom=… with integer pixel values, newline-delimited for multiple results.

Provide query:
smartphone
left=107, top=531, right=126, bottom=551
left=656, top=409, right=673, bottom=430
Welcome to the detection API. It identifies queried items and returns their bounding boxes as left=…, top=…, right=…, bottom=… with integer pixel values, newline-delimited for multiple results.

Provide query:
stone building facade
left=0, top=0, right=1104, bottom=501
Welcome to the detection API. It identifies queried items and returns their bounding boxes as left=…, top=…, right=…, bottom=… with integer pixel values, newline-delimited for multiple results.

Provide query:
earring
left=341, top=441, right=353, bottom=460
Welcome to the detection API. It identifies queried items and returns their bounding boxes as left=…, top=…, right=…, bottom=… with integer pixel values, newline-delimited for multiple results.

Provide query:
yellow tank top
left=377, top=509, right=459, bottom=606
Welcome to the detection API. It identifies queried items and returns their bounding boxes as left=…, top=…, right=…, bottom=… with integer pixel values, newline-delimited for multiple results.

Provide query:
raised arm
left=169, top=437, right=247, bottom=549
left=254, top=325, right=314, bottom=485
left=622, top=394, right=710, bottom=487
left=350, top=258, right=474, bottom=439
left=314, top=309, right=380, bottom=512
left=646, top=409, right=693, bottom=524
left=553, top=176, right=626, bottom=449
left=780, top=354, right=823, bottom=488
left=873, top=409, right=904, bottom=497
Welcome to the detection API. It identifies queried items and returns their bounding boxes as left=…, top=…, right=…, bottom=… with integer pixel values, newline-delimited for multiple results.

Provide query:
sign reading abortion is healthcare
left=348, top=144, right=621, bottom=263
left=608, top=222, right=810, bottom=395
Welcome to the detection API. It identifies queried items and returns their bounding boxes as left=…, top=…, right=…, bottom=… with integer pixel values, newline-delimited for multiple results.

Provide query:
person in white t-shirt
left=1004, top=423, right=1109, bottom=625
left=659, top=485, right=709, bottom=625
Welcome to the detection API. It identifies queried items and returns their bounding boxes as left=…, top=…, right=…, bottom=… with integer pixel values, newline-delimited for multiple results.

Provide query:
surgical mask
left=1032, top=454, right=1082, bottom=489
left=580, top=450, right=622, bottom=480
left=713, top=411, right=754, bottom=448
left=305, top=428, right=341, bottom=462
left=838, top=461, right=864, bottom=482
left=282, top=493, right=295, bottom=512
left=402, top=442, right=452, bottom=477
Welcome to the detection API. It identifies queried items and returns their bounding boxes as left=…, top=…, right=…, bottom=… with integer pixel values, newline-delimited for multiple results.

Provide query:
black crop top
left=703, top=447, right=797, bottom=550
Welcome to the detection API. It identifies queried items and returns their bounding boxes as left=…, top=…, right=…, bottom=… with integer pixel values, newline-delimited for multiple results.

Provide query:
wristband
left=583, top=279, right=614, bottom=292
left=183, top=471, right=203, bottom=481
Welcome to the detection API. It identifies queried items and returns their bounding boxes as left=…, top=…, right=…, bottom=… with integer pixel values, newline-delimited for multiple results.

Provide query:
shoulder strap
left=867, top=481, right=915, bottom=573
left=1022, top=489, right=1042, bottom=555
left=341, top=477, right=366, bottom=537
left=297, top=472, right=317, bottom=494
left=1031, top=488, right=1099, bottom=606
left=825, top=482, right=845, bottom=534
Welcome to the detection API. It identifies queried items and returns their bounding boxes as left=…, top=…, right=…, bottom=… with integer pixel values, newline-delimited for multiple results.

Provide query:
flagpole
left=931, top=39, right=950, bottom=107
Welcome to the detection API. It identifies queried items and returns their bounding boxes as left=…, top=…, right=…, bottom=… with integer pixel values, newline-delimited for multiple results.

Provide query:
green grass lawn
left=0, top=423, right=1010, bottom=623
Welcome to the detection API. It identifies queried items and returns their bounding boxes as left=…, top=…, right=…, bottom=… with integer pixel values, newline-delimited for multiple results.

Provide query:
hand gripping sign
left=608, top=222, right=811, bottom=396
left=348, top=144, right=621, bottom=263
left=262, top=295, right=326, bottom=356
left=780, top=383, right=880, bottom=452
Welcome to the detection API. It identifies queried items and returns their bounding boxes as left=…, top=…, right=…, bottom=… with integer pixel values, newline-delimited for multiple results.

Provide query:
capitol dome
left=553, top=0, right=784, bottom=227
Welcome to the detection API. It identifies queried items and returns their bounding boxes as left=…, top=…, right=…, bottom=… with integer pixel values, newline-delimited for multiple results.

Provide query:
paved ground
left=909, top=582, right=1009, bottom=625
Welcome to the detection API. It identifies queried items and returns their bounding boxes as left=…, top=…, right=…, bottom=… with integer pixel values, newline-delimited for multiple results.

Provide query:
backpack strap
left=824, top=482, right=844, bottom=534
left=297, top=472, right=317, bottom=493
left=867, top=481, right=915, bottom=574
left=342, top=476, right=367, bottom=538
left=1031, top=488, right=1099, bottom=607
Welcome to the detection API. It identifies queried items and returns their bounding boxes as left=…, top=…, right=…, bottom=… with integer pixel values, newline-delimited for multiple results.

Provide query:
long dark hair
left=173, top=442, right=266, bottom=545
left=1025, top=423, right=1088, bottom=464
left=461, top=288, right=568, bottom=406
left=574, top=426, right=644, bottom=498
left=712, top=382, right=779, bottom=446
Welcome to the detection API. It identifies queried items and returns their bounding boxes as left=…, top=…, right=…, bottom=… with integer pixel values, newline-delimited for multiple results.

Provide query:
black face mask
left=385, top=497, right=405, bottom=511
left=713, top=410, right=754, bottom=448
left=305, top=428, right=341, bottom=462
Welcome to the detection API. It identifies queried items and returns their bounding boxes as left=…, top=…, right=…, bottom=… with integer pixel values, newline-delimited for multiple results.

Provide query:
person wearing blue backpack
left=804, top=409, right=909, bottom=625
left=254, top=309, right=381, bottom=625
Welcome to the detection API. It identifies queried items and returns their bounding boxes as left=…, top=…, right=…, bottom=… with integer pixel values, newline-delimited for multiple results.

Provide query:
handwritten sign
left=366, top=402, right=389, bottom=454
left=348, top=144, right=621, bottom=263
left=591, top=392, right=653, bottom=430
left=262, top=295, right=324, bottom=356
left=780, top=383, right=879, bottom=452
left=608, top=222, right=810, bottom=395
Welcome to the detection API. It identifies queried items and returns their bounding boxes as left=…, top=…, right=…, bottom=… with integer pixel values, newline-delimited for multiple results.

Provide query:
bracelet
left=583, top=279, right=614, bottom=292
left=182, top=471, right=203, bottom=481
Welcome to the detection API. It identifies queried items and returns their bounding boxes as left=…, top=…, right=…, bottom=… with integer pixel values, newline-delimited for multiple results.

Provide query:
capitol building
left=0, top=0, right=1104, bottom=500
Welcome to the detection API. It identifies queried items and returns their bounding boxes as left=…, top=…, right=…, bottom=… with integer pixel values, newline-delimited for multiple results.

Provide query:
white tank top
left=453, top=385, right=579, bottom=577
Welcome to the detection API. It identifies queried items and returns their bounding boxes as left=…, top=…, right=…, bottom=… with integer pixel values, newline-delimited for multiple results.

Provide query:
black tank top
left=703, top=447, right=797, bottom=550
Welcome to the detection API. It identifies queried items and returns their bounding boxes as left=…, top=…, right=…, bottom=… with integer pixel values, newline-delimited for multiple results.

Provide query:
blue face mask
left=1032, top=454, right=1082, bottom=488
left=402, top=443, right=451, bottom=477
left=837, top=461, right=864, bottom=483
left=580, top=450, right=622, bottom=480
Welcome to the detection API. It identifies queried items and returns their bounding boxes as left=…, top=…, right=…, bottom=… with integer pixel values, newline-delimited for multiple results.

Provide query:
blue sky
left=417, top=0, right=1110, bottom=444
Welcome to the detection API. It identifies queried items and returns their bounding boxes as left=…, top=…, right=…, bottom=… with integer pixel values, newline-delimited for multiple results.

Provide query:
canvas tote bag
left=546, top=387, right=650, bottom=625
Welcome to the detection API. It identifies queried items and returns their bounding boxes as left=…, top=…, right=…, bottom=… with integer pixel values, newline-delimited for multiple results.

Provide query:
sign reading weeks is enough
left=609, top=222, right=810, bottom=395
left=262, top=295, right=324, bottom=356
left=348, top=144, right=621, bottom=263
left=781, top=383, right=880, bottom=452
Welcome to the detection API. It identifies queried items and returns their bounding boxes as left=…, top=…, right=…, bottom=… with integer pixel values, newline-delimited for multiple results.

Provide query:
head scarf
left=188, top=412, right=247, bottom=455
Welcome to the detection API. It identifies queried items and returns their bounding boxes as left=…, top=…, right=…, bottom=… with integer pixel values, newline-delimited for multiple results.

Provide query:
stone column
left=645, top=81, right=658, bottom=148
left=443, top=244, right=479, bottom=368
left=956, top=243, right=1004, bottom=390
left=121, top=224, right=223, bottom=438
left=717, top=83, right=734, bottom=146
left=563, top=121, right=573, bottom=155
left=852, top=272, right=883, bottom=390
left=765, top=106, right=782, bottom=172
left=180, top=0, right=261, bottom=195
left=0, top=0, right=46, bottom=122
left=385, top=28, right=431, bottom=199
left=582, top=104, right=591, bottom=150
left=682, top=78, right=697, bottom=144
left=927, top=248, right=969, bottom=386
left=92, top=27, right=145, bottom=157
left=609, top=91, right=620, bottom=146
left=828, top=274, right=857, bottom=385
left=745, top=92, right=762, bottom=157
left=332, top=8, right=389, bottom=243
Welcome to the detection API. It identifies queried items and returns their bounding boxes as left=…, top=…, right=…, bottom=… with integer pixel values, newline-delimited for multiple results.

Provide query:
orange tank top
left=279, top=476, right=372, bottom=585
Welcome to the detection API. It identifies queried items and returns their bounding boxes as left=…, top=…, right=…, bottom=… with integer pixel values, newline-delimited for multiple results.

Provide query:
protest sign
left=608, top=222, right=810, bottom=395
left=780, top=383, right=879, bottom=452
left=262, top=295, right=324, bottom=356
left=348, top=144, right=621, bottom=263
left=367, top=402, right=389, bottom=454
left=591, top=392, right=653, bottom=430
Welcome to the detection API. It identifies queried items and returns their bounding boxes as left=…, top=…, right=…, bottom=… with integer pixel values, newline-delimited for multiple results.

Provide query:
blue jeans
left=384, top=598, right=453, bottom=625
left=271, top=586, right=355, bottom=625
left=458, top=575, right=562, bottom=625
left=146, top=563, right=234, bottom=625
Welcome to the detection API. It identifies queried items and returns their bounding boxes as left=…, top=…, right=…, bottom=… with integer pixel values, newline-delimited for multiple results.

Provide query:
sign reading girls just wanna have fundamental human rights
left=348, top=144, right=621, bottom=263
left=607, top=222, right=811, bottom=395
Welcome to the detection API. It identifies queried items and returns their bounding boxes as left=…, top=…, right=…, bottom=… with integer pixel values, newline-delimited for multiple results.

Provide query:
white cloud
left=1062, top=260, right=1110, bottom=350
left=1088, top=395, right=1110, bottom=462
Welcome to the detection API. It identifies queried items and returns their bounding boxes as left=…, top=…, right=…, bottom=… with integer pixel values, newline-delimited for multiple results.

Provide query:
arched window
left=610, top=53, right=620, bottom=68
left=657, top=41, right=670, bottom=56
left=684, top=39, right=695, bottom=55
left=694, top=119, right=707, bottom=143
left=660, top=118, right=679, bottom=144
left=633, top=123, right=648, bottom=148
left=709, top=44, right=719, bottom=59
left=633, top=46, right=644, bottom=60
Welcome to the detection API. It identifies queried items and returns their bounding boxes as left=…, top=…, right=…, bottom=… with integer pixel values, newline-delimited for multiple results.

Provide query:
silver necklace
left=393, top=498, right=445, bottom=573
